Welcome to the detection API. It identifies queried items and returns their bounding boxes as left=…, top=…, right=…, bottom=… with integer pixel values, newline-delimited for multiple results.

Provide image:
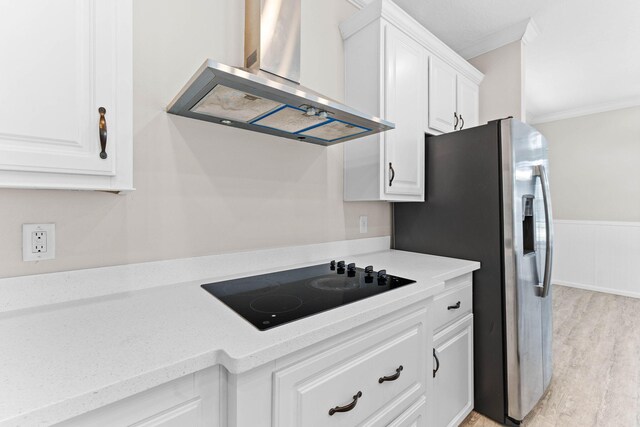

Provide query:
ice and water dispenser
left=522, top=195, right=535, bottom=255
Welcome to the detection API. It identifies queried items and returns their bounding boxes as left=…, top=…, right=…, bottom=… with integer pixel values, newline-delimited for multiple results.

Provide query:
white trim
left=555, top=281, right=640, bottom=300
left=459, top=18, right=538, bottom=60
left=0, top=236, right=391, bottom=313
left=529, top=96, right=640, bottom=124
left=345, top=0, right=367, bottom=8
left=521, top=19, right=540, bottom=46
left=555, top=219, right=640, bottom=228
left=340, top=0, right=484, bottom=84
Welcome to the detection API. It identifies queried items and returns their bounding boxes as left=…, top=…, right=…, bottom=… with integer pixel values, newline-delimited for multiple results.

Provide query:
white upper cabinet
left=341, top=0, right=482, bottom=202
left=456, top=75, right=480, bottom=130
left=429, top=57, right=458, bottom=133
left=383, top=25, right=427, bottom=198
left=0, top=0, right=133, bottom=191
left=429, top=58, right=480, bottom=134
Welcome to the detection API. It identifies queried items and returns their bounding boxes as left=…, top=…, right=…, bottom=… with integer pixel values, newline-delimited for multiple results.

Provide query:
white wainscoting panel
left=553, top=220, right=640, bottom=298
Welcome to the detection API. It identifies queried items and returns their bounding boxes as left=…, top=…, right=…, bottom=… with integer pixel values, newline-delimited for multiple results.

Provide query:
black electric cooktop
left=201, top=261, right=416, bottom=330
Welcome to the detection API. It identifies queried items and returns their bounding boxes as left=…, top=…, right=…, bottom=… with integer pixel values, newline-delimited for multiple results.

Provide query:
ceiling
left=372, top=0, right=640, bottom=122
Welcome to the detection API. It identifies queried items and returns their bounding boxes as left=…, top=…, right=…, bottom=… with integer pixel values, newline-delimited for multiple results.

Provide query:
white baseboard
left=555, top=281, right=640, bottom=299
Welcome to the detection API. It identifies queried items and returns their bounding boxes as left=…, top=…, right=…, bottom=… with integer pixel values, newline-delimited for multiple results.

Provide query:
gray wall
left=0, top=0, right=391, bottom=278
left=537, top=106, right=640, bottom=221
left=469, top=41, right=526, bottom=124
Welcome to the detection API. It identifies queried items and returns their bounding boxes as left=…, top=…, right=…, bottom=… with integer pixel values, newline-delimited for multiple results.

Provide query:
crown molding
left=345, top=0, right=367, bottom=8
left=340, top=0, right=484, bottom=84
left=521, top=18, right=540, bottom=45
left=459, top=18, right=539, bottom=60
left=529, top=96, right=640, bottom=124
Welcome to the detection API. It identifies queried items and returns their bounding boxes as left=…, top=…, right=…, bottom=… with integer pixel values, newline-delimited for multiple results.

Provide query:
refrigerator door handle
left=533, top=164, right=553, bottom=298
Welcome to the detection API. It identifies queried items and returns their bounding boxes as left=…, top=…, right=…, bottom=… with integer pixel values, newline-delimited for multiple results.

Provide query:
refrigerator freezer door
left=501, top=119, right=553, bottom=421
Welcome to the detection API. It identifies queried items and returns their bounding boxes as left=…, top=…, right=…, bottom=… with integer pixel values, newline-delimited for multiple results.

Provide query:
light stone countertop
left=0, top=249, right=479, bottom=426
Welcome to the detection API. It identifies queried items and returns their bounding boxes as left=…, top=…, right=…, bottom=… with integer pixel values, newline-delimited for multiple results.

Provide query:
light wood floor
left=460, top=285, right=640, bottom=427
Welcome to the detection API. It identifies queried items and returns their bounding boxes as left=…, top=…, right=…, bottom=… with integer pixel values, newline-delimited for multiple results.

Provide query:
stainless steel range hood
left=167, top=0, right=394, bottom=146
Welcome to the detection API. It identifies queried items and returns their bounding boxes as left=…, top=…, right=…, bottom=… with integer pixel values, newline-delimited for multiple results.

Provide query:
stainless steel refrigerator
left=393, top=118, right=553, bottom=425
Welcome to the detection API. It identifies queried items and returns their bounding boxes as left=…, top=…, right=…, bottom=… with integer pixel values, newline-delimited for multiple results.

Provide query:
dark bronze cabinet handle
left=329, top=391, right=362, bottom=416
left=98, top=107, right=108, bottom=159
left=378, top=365, right=403, bottom=383
left=454, top=112, right=459, bottom=130
left=433, top=349, right=440, bottom=378
left=460, top=115, right=465, bottom=130
left=389, top=162, right=395, bottom=187
left=447, top=301, right=461, bottom=310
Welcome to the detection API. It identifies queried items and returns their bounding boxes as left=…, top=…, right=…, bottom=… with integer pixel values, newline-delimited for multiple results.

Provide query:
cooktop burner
left=201, top=261, right=416, bottom=330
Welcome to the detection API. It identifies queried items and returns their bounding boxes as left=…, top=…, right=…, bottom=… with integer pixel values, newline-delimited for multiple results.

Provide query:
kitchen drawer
left=433, top=281, right=472, bottom=333
left=388, top=396, right=427, bottom=427
left=273, top=308, right=428, bottom=427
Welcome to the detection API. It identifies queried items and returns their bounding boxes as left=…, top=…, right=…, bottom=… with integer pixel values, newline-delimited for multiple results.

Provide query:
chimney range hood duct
left=167, top=0, right=394, bottom=146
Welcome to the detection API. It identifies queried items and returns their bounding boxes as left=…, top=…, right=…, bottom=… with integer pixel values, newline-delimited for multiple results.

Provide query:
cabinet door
left=433, top=316, right=474, bottom=427
left=56, top=368, right=221, bottom=427
left=456, top=76, right=479, bottom=130
left=428, top=57, right=457, bottom=133
left=388, top=397, right=427, bottom=427
left=383, top=25, right=426, bottom=199
left=0, top=0, right=132, bottom=190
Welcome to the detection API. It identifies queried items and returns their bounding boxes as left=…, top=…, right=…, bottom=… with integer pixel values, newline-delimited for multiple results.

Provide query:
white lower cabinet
left=56, top=367, right=222, bottom=427
left=433, top=315, right=474, bottom=427
left=273, top=307, right=428, bottom=427
left=388, top=396, right=428, bottom=427
left=54, top=274, right=476, bottom=427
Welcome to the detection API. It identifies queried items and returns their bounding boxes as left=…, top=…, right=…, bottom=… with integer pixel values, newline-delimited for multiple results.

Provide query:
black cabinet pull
left=454, top=112, right=459, bottom=130
left=433, top=349, right=440, bottom=378
left=460, top=115, right=465, bottom=130
left=328, top=391, right=362, bottom=415
left=389, top=162, right=395, bottom=187
left=447, top=301, right=461, bottom=310
left=378, top=365, right=403, bottom=383
left=98, top=107, right=108, bottom=159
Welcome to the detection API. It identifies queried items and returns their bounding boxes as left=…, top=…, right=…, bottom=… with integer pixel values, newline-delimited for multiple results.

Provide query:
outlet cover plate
left=359, top=215, right=368, bottom=234
left=23, top=223, right=55, bottom=261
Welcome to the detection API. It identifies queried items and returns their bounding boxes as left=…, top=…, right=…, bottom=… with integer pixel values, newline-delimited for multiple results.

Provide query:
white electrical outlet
left=23, top=224, right=55, bottom=261
left=359, top=215, right=368, bottom=234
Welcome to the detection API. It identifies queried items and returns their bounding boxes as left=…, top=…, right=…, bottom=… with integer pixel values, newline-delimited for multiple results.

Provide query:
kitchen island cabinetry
left=0, top=0, right=133, bottom=192
left=340, top=0, right=482, bottom=202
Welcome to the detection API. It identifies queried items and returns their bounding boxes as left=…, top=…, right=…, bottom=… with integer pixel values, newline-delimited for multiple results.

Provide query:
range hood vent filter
left=191, top=84, right=283, bottom=123
left=252, top=105, right=330, bottom=133
left=166, top=0, right=394, bottom=146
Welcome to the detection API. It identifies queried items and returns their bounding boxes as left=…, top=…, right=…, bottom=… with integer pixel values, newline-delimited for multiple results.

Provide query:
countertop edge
left=1, top=248, right=480, bottom=426
left=3, top=280, right=446, bottom=427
